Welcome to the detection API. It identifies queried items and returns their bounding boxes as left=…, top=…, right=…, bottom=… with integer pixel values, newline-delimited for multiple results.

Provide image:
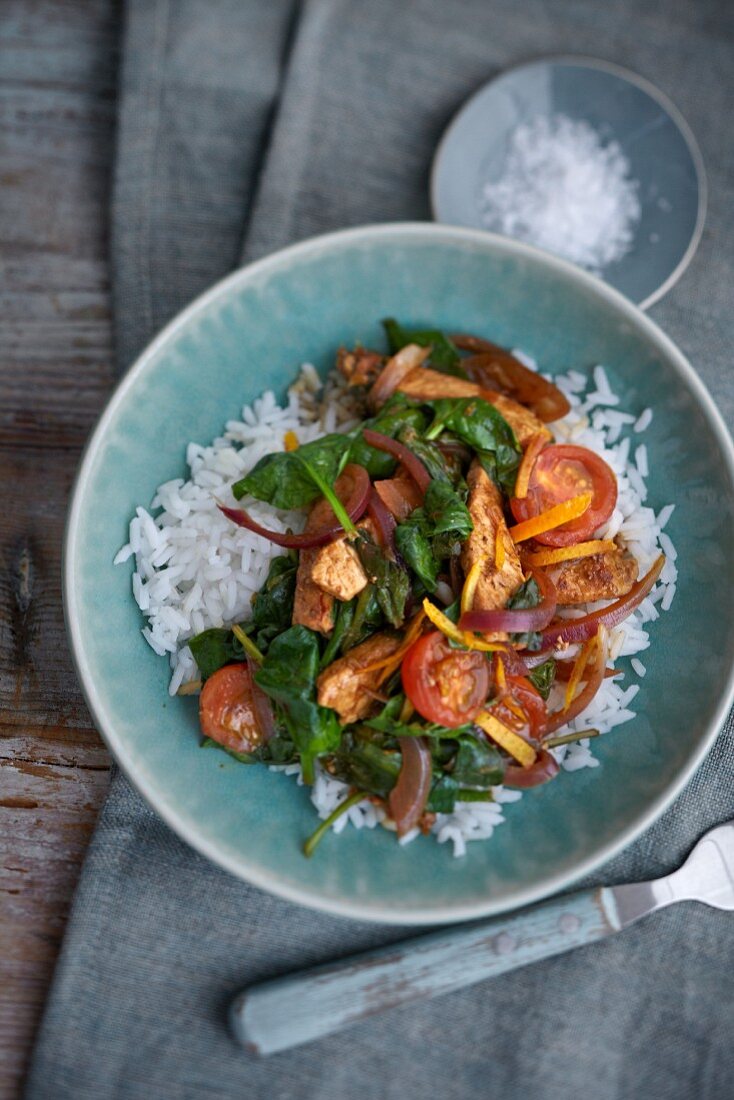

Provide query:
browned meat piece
left=398, top=367, right=479, bottom=401
left=551, top=550, right=639, bottom=605
left=317, top=633, right=403, bottom=724
left=310, top=532, right=368, bottom=601
left=396, top=367, right=550, bottom=447
left=293, top=547, right=334, bottom=635
left=461, top=462, right=524, bottom=620
left=308, top=516, right=377, bottom=602
left=490, top=394, right=552, bottom=448
left=373, top=471, right=423, bottom=521
left=337, top=346, right=385, bottom=388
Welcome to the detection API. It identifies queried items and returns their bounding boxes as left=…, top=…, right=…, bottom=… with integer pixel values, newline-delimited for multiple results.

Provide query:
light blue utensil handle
left=230, top=886, right=621, bottom=1054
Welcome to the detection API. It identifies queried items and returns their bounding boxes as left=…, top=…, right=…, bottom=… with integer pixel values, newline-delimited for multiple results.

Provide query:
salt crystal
left=481, top=115, right=641, bottom=273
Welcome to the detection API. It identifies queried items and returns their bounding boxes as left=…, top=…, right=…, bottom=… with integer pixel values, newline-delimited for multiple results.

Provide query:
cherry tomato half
left=199, top=663, right=260, bottom=753
left=493, top=673, right=547, bottom=739
left=402, top=631, right=490, bottom=728
left=510, top=443, right=617, bottom=547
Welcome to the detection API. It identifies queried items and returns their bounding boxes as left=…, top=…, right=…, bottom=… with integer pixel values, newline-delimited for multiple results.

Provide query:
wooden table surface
left=0, top=2, right=119, bottom=1094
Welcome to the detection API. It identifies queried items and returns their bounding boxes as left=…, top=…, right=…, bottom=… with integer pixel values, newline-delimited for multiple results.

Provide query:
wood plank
left=0, top=1, right=120, bottom=1093
left=0, top=446, right=106, bottom=737
left=0, top=761, right=110, bottom=1096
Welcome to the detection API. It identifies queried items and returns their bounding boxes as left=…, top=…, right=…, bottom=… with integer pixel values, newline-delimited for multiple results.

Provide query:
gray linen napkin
left=27, top=2, right=734, bottom=1097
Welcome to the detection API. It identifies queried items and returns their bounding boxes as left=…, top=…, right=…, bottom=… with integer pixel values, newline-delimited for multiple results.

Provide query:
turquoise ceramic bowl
left=65, top=224, right=734, bottom=924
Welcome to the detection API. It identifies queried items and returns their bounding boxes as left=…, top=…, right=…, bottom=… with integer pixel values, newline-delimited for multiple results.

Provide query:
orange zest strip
left=399, top=697, right=415, bottom=723
left=563, top=636, right=596, bottom=711
left=514, top=431, right=547, bottom=499
left=475, top=711, right=537, bottom=767
left=523, top=538, right=617, bottom=567
left=494, top=653, right=507, bottom=694
left=460, top=557, right=486, bottom=615
left=495, top=527, right=506, bottom=570
left=508, top=492, right=592, bottom=543
left=422, top=598, right=506, bottom=653
left=283, top=429, right=299, bottom=451
left=358, top=608, right=427, bottom=679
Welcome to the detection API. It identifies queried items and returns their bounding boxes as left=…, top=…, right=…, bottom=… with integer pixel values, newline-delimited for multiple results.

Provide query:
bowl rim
left=64, top=221, right=734, bottom=924
left=430, top=54, right=708, bottom=311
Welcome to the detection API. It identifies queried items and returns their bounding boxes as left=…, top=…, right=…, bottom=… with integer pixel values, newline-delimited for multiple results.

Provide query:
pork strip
left=373, top=471, right=423, bottom=521
left=551, top=550, right=639, bottom=605
left=461, top=461, right=524, bottom=615
left=316, top=633, right=402, bottom=724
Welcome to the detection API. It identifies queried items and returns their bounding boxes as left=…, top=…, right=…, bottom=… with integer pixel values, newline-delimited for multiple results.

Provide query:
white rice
left=116, top=354, right=677, bottom=856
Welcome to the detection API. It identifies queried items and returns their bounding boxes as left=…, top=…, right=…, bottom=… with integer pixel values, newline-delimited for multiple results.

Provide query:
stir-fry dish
left=185, top=322, right=665, bottom=854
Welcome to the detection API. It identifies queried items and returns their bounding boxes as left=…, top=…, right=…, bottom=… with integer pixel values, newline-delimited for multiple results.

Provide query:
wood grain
left=0, top=1, right=119, bottom=1094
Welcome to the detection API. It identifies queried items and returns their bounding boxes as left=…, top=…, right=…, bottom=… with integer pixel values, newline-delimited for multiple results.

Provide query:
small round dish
left=431, top=56, right=706, bottom=309
left=64, top=223, right=734, bottom=925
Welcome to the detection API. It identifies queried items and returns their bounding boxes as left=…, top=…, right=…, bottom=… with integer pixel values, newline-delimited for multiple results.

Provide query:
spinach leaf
left=442, top=598, right=461, bottom=624
left=356, top=536, right=410, bottom=628
left=232, top=433, right=352, bottom=510
left=340, top=584, right=384, bottom=652
left=527, top=657, right=557, bottom=700
left=395, top=480, right=472, bottom=590
left=250, top=553, right=297, bottom=650
left=451, top=736, right=505, bottom=788
left=425, top=397, right=522, bottom=495
left=507, top=577, right=542, bottom=650
left=383, top=317, right=464, bottom=377
left=188, top=627, right=239, bottom=680
left=263, top=728, right=299, bottom=765
left=426, top=776, right=462, bottom=814
left=365, top=695, right=472, bottom=740
left=319, top=597, right=356, bottom=669
left=395, top=524, right=438, bottom=593
left=349, top=395, right=428, bottom=478
left=428, top=781, right=497, bottom=813
left=422, top=481, right=472, bottom=538
left=332, top=738, right=401, bottom=799
left=396, top=426, right=453, bottom=484
left=254, top=625, right=341, bottom=782
left=508, top=576, right=541, bottom=610
left=426, top=736, right=505, bottom=813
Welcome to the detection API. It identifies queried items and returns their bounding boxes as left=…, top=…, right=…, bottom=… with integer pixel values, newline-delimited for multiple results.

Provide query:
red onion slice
left=450, top=334, right=570, bottom=422
left=388, top=736, right=432, bottom=837
left=219, top=463, right=370, bottom=549
left=542, top=627, right=609, bottom=735
left=460, top=571, right=557, bottom=634
left=368, top=344, right=431, bottom=410
left=362, top=429, right=432, bottom=493
left=503, top=749, right=560, bottom=788
left=492, top=647, right=530, bottom=677
left=366, top=486, right=397, bottom=555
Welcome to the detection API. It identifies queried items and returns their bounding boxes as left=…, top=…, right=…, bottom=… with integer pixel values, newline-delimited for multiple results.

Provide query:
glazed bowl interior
left=65, top=224, right=734, bottom=924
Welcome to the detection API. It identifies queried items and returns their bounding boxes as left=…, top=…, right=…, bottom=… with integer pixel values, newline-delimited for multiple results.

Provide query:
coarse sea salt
left=481, top=115, right=641, bottom=273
